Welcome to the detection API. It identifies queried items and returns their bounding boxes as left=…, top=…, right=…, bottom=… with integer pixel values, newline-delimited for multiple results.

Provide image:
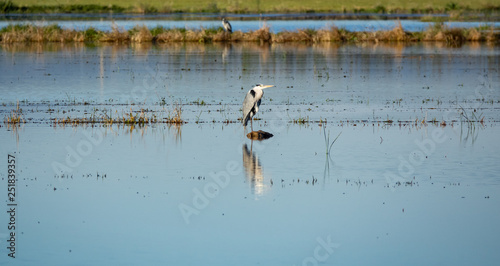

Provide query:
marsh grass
left=459, top=106, right=484, bottom=127
left=249, top=25, right=272, bottom=43
left=0, top=23, right=82, bottom=43
left=4, top=101, right=25, bottom=124
left=121, top=109, right=156, bottom=124
left=83, top=27, right=102, bottom=42
left=421, top=23, right=500, bottom=44
left=274, top=28, right=316, bottom=42
left=52, top=108, right=157, bottom=125
left=155, top=28, right=186, bottom=42
left=46, top=103, right=185, bottom=126
left=292, top=116, right=309, bottom=124
left=99, top=25, right=129, bottom=42
left=1, top=23, right=498, bottom=44
left=192, top=98, right=206, bottom=106
left=424, top=23, right=464, bottom=44
left=165, top=102, right=184, bottom=124
left=130, top=25, right=153, bottom=43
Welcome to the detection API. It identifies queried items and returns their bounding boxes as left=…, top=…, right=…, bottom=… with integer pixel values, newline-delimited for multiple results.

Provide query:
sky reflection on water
left=0, top=41, right=499, bottom=265
left=1, top=19, right=499, bottom=33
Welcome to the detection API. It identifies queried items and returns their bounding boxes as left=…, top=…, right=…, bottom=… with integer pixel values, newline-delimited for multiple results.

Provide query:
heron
left=242, top=84, right=275, bottom=131
left=222, top=18, right=232, bottom=33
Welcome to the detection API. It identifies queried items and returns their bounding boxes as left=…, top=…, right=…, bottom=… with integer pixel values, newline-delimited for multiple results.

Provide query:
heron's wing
left=227, top=22, right=232, bottom=32
left=242, top=90, right=255, bottom=126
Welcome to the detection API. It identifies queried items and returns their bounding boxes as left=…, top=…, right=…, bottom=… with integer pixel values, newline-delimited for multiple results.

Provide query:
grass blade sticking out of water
left=323, top=126, right=341, bottom=155
left=4, top=101, right=25, bottom=124
left=165, top=101, right=184, bottom=124
left=459, top=105, right=484, bottom=144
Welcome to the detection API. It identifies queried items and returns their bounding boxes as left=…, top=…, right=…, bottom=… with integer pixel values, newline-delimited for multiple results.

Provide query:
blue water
left=1, top=42, right=499, bottom=122
left=0, top=41, right=499, bottom=265
left=0, top=19, right=498, bottom=32
left=0, top=123, right=499, bottom=265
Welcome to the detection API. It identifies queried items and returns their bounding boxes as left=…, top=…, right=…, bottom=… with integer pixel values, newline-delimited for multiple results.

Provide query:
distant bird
left=242, top=84, right=275, bottom=131
left=222, top=18, right=232, bottom=33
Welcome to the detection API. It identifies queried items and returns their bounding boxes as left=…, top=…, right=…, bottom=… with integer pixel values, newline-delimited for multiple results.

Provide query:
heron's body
left=242, top=84, right=274, bottom=131
left=222, top=18, right=232, bottom=33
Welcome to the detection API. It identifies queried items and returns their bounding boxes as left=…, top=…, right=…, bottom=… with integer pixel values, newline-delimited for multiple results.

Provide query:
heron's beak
left=262, top=85, right=275, bottom=89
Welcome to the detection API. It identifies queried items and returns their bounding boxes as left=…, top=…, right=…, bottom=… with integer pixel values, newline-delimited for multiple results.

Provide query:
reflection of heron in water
left=222, top=43, right=231, bottom=62
left=242, top=143, right=268, bottom=195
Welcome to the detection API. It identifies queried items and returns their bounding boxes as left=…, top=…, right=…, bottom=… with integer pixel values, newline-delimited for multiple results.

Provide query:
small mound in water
left=247, top=130, right=273, bottom=140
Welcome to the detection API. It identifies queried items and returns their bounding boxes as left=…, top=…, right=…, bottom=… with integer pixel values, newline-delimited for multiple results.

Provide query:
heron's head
left=254, top=84, right=275, bottom=90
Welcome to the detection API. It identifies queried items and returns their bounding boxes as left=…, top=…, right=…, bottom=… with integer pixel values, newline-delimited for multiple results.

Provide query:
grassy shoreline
left=1, top=23, right=498, bottom=44
left=1, top=1, right=500, bottom=19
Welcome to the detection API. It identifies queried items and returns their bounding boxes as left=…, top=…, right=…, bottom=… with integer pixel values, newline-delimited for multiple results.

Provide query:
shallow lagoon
left=0, top=41, right=499, bottom=265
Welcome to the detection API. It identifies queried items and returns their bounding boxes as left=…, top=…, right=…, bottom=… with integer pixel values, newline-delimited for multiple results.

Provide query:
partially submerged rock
left=247, top=130, right=273, bottom=140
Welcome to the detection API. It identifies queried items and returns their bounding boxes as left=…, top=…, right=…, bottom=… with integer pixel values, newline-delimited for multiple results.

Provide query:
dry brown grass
left=355, top=22, right=414, bottom=42
left=130, top=26, right=153, bottom=43
left=444, top=28, right=466, bottom=44
left=422, top=24, right=470, bottom=44
left=212, top=31, right=232, bottom=42
left=485, top=27, right=500, bottom=43
left=99, top=25, right=130, bottom=42
left=165, top=102, right=184, bottom=124
left=4, top=102, right=25, bottom=124
left=249, top=26, right=272, bottom=43
left=1, top=23, right=498, bottom=44
left=377, top=22, right=410, bottom=41
left=274, top=29, right=315, bottom=42
left=466, top=28, right=482, bottom=41
left=228, top=31, right=243, bottom=42
left=0, top=24, right=82, bottom=43
left=185, top=29, right=205, bottom=42
left=155, top=30, right=185, bottom=42
left=211, top=26, right=272, bottom=43
left=314, top=27, right=344, bottom=42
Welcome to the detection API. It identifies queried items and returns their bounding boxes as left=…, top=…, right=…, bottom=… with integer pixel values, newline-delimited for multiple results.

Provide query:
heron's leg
left=251, top=119, right=253, bottom=131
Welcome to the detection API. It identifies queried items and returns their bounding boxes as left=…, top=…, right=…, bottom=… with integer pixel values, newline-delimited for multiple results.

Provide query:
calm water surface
left=1, top=19, right=499, bottom=32
left=0, top=42, right=499, bottom=265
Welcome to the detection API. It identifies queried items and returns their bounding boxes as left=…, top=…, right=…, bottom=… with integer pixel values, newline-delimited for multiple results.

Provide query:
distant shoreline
left=1, top=13, right=498, bottom=23
left=1, top=1, right=499, bottom=21
left=1, top=23, right=498, bottom=44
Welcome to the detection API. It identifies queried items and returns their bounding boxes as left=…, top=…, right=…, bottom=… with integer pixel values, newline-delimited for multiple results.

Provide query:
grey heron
left=222, top=18, right=232, bottom=33
left=242, top=84, right=275, bottom=131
